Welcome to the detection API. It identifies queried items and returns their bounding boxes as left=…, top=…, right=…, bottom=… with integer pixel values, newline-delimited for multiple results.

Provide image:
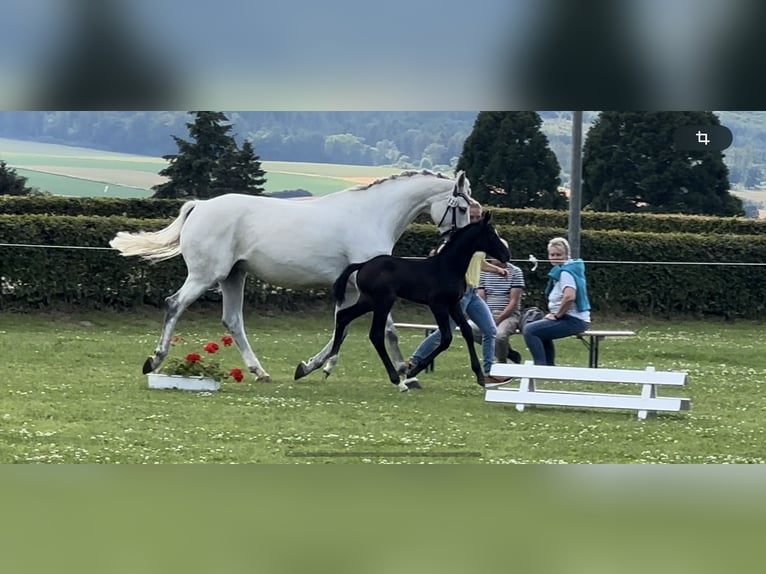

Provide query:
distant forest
left=0, top=111, right=478, bottom=173
left=1, top=111, right=765, bottom=187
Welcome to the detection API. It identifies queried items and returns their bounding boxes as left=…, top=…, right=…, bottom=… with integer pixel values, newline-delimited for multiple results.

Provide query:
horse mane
left=348, top=169, right=450, bottom=192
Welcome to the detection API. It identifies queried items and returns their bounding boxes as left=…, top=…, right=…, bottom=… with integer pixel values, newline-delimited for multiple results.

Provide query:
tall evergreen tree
left=582, top=111, right=743, bottom=216
left=152, top=111, right=266, bottom=199
left=456, top=111, right=566, bottom=209
left=0, top=161, right=33, bottom=196
left=211, top=140, right=267, bottom=195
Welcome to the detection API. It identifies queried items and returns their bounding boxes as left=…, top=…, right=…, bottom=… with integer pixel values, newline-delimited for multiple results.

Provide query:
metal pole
left=568, top=111, right=583, bottom=258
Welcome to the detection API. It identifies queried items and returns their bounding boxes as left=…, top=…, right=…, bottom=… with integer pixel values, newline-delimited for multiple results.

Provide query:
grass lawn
left=1, top=305, right=765, bottom=464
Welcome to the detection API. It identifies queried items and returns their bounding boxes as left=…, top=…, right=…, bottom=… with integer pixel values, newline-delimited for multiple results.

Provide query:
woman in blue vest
left=523, top=237, right=591, bottom=366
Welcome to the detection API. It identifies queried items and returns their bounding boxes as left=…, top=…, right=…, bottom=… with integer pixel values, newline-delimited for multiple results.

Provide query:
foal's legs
left=323, top=298, right=374, bottom=375
left=403, top=305, right=455, bottom=380
left=143, top=274, right=216, bottom=374
left=295, top=278, right=361, bottom=380
left=367, top=304, right=415, bottom=391
left=219, top=266, right=271, bottom=382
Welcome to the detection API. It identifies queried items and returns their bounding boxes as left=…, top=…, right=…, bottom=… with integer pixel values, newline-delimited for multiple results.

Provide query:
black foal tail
left=333, top=262, right=365, bottom=304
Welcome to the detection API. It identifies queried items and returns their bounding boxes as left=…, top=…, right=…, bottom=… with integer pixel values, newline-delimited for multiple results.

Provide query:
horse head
left=431, top=170, right=473, bottom=236
left=478, top=212, right=510, bottom=264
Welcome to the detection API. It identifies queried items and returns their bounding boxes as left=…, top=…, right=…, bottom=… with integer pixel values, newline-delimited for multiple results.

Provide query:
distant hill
left=0, top=111, right=478, bottom=173
left=1, top=111, right=764, bottom=188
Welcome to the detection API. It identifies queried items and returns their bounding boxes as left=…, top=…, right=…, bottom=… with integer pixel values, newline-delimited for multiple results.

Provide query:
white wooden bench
left=485, top=361, right=690, bottom=419
left=392, top=322, right=635, bottom=369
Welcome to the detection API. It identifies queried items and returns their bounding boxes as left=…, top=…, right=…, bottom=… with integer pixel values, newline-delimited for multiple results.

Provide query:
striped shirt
left=478, top=263, right=525, bottom=315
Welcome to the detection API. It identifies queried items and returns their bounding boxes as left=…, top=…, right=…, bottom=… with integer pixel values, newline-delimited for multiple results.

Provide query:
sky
left=2, top=0, right=766, bottom=110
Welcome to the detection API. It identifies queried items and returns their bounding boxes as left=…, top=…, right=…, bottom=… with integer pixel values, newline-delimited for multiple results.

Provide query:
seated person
left=471, top=238, right=525, bottom=364
left=523, top=236, right=591, bottom=366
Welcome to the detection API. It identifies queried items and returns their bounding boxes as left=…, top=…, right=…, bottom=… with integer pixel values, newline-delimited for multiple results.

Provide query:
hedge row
left=418, top=207, right=766, bottom=235
left=2, top=214, right=765, bottom=317
left=0, top=196, right=185, bottom=219
left=0, top=214, right=328, bottom=310
left=4, top=194, right=766, bottom=235
left=397, top=223, right=766, bottom=318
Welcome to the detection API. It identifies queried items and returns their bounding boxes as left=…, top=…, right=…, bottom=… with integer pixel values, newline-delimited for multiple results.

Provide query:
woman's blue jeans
left=522, top=316, right=590, bottom=366
left=411, top=287, right=496, bottom=374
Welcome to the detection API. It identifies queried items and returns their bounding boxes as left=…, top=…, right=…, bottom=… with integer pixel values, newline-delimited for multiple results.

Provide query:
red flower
left=203, top=342, right=219, bottom=354
left=229, top=368, right=244, bottom=383
left=221, top=335, right=234, bottom=346
left=186, top=352, right=202, bottom=363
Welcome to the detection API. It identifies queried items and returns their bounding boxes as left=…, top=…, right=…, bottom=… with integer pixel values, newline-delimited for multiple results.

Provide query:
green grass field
left=1, top=304, right=764, bottom=464
left=0, top=138, right=405, bottom=198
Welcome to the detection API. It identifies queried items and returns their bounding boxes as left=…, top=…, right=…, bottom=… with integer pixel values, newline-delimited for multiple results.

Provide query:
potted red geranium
left=147, top=334, right=245, bottom=391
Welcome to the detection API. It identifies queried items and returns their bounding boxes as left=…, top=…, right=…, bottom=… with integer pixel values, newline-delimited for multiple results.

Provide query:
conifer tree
left=456, top=112, right=566, bottom=209
left=211, top=140, right=267, bottom=196
left=582, top=111, right=743, bottom=216
left=152, top=111, right=267, bottom=199
left=0, top=160, right=33, bottom=196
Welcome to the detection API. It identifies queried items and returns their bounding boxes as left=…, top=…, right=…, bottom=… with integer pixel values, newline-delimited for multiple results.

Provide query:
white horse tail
left=109, top=200, right=198, bottom=262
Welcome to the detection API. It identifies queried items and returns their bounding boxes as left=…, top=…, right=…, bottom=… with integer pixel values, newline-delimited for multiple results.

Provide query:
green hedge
left=415, top=207, right=766, bottom=235
left=0, top=214, right=328, bottom=310
left=0, top=196, right=185, bottom=219
left=2, top=214, right=765, bottom=317
left=5, top=195, right=766, bottom=235
left=395, top=223, right=766, bottom=318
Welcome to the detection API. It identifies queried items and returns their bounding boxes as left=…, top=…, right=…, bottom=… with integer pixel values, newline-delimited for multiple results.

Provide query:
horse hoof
left=257, top=374, right=272, bottom=383
left=294, top=362, right=310, bottom=380
left=142, top=357, right=154, bottom=374
left=404, top=378, right=422, bottom=390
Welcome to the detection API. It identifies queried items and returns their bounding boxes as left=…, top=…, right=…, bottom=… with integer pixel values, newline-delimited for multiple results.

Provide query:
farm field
left=0, top=138, right=404, bottom=198
left=1, top=305, right=764, bottom=464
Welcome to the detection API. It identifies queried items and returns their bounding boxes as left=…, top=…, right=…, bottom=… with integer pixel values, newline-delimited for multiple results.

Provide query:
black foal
left=325, top=212, right=509, bottom=391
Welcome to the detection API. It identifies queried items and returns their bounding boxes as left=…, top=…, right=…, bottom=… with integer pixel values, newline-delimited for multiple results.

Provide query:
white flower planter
left=147, top=374, right=220, bottom=392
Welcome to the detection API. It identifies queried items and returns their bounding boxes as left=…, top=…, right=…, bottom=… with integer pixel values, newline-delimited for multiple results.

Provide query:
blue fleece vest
left=545, top=259, right=591, bottom=312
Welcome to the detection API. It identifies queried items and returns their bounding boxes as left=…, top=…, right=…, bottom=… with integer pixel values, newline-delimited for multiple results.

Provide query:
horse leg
left=321, top=298, right=373, bottom=378
left=384, top=314, right=407, bottom=375
left=403, top=306, right=454, bottom=381
left=451, top=306, right=485, bottom=386
left=143, top=274, right=214, bottom=374
left=294, top=279, right=362, bottom=380
left=366, top=304, right=407, bottom=391
left=219, top=266, right=271, bottom=382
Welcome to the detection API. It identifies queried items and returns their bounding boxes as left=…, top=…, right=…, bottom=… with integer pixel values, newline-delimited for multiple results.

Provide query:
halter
left=437, top=189, right=471, bottom=238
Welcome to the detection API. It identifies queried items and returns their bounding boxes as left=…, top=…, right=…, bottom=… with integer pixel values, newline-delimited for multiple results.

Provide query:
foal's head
left=444, top=211, right=510, bottom=264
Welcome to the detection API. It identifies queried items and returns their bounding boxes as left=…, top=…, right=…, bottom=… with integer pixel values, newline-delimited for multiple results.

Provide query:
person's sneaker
left=484, top=375, right=511, bottom=388
left=507, top=347, right=522, bottom=364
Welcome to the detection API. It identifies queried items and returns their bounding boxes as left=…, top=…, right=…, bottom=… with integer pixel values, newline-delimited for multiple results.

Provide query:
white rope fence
left=1, top=242, right=765, bottom=267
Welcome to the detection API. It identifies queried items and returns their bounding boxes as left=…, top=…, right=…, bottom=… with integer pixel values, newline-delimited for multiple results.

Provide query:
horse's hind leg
left=295, top=279, right=362, bottom=380
left=384, top=314, right=407, bottom=375
left=320, top=300, right=372, bottom=378
left=220, top=266, right=271, bottom=382
left=368, top=305, right=407, bottom=391
left=143, top=275, right=213, bottom=374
